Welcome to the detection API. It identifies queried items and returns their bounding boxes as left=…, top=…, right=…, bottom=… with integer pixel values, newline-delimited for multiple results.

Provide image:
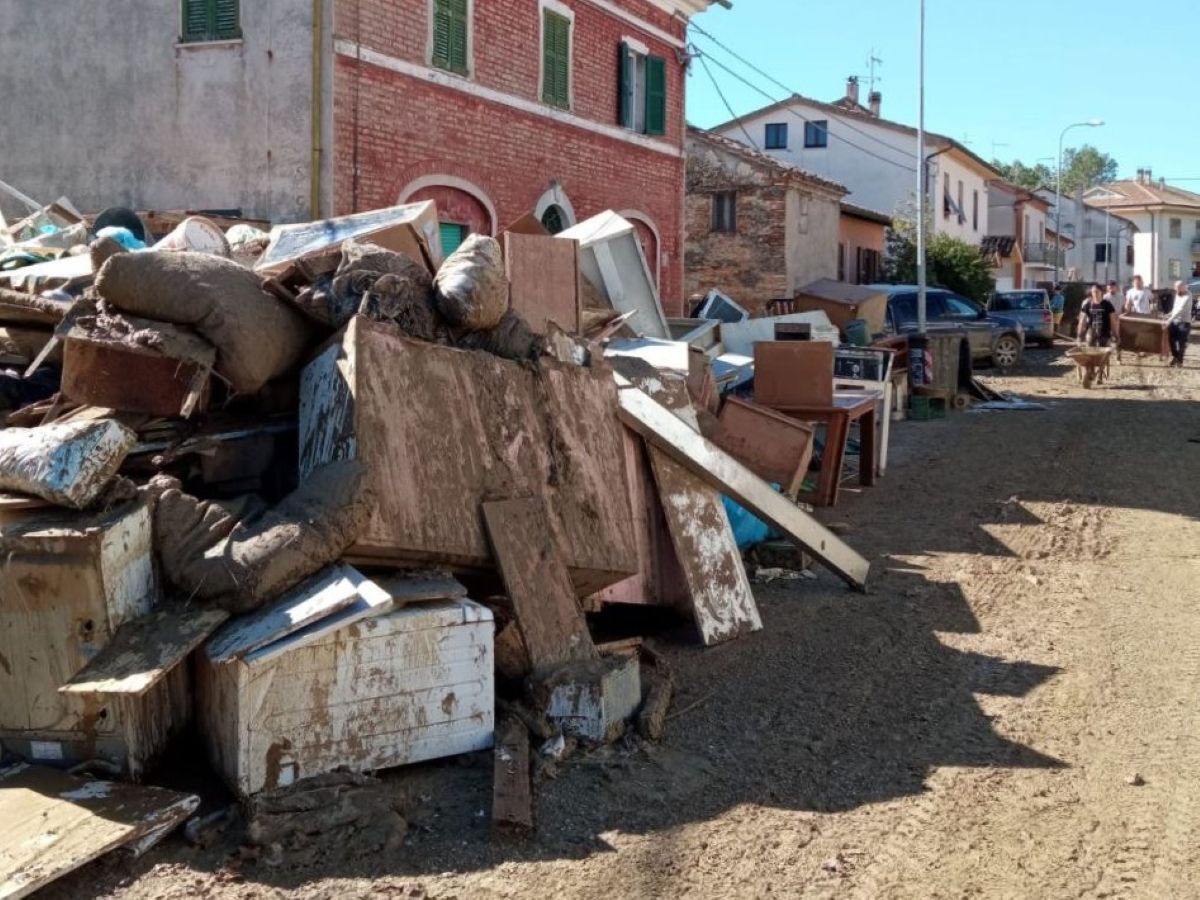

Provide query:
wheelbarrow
left=1065, top=346, right=1113, bottom=388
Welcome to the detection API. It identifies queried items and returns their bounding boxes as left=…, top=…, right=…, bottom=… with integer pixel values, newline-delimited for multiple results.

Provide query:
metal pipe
left=310, top=0, right=324, bottom=219
left=916, top=0, right=926, bottom=334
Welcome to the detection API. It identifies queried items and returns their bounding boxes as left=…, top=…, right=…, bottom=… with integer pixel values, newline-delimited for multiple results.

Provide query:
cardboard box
left=197, top=599, right=495, bottom=797
left=0, top=500, right=187, bottom=778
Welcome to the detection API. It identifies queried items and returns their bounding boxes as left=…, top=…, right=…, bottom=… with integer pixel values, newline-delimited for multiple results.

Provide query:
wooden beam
left=614, top=384, right=870, bottom=590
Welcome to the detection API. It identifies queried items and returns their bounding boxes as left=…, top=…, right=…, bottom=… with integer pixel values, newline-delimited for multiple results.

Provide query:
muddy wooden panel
left=647, top=449, right=762, bottom=645
left=0, top=763, right=198, bottom=900
left=492, top=715, right=533, bottom=830
left=712, top=397, right=814, bottom=498
left=483, top=499, right=598, bottom=672
left=60, top=606, right=227, bottom=696
left=205, top=565, right=361, bottom=665
left=0, top=501, right=183, bottom=775
left=61, top=334, right=211, bottom=418
left=505, top=232, right=581, bottom=334
left=197, top=600, right=495, bottom=797
left=616, top=384, right=870, bottom=590
left=298, top=318, right=636, bottom=595
left=754, top=341, right=834, bottom=408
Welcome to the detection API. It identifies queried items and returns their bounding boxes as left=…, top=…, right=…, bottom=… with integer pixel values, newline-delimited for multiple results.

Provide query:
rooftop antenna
left=991, top=140, right=1008, bottom=158
left=863, top=49, right=883, bottom=95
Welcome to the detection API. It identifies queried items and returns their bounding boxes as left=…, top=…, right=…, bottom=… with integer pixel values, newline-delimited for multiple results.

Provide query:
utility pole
left=916, top=0, right=926, bottom=335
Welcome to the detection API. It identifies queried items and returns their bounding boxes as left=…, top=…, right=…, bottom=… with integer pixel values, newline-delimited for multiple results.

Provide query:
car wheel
left=993, top=334, right=1021, bottom=368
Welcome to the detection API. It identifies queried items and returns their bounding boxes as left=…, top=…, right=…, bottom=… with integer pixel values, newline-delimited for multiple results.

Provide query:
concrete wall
left=837, top=214, right=886, bottom=284
left=0, top=1, right=315, bottom=223
left=932, top=153, right=990, bottom=243
left=784, top=189, right=840, bottom=292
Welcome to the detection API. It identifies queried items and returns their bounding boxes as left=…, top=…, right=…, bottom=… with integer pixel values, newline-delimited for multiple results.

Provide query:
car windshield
left=992, top=292, right=1047, bottom=311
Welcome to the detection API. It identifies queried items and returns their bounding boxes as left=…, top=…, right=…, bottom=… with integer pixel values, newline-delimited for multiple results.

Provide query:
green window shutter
left=182, top=0, right=209, bottom=41
left=439, top=222, right=468, bottom=257
left=214, top=0, right=240, bottom=40
left=645, top=55, right=666, bottom=136
left=542, top=10, right=570, bottom=109
left=617, top=42, right=632, bottom=127
left=432, top=0, right=468, bottom=75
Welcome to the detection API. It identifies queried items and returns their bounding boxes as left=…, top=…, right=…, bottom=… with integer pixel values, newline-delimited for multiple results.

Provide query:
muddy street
left=48, top=341, right=1200, bottom=900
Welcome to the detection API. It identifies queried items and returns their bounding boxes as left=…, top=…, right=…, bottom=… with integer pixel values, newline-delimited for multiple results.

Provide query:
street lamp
left=1054, top=119, right=1104, bottom=285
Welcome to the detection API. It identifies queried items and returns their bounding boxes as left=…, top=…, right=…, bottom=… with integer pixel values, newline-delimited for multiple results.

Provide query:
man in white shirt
left=1124, top=275, right=1154, bottom=315
left=1167, top=281, right=1193, bottom=367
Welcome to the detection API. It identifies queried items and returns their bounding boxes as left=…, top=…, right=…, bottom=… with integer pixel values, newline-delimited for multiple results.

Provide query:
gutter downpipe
left=310, top=0, right=324, bottom=219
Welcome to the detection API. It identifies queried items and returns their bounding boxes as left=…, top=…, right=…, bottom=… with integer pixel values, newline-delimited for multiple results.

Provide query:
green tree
left=885, top=217, right=995, bottom=303
left=990, top=159, right=1054, bottom=190
left=992, top=145, right=1118, bottom=193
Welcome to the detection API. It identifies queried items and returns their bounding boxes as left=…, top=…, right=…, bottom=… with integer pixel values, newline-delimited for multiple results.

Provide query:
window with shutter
left=618, top=42, right=633, bottom=128
left=439, top=222, right=469, bottom=257
left=542, top=10, right=571, bottom=109
left=644, top=55, right=666, bottom=136
left=181, top=0, right=240, bottom=43
left=432, top=0, right=469, bottom=75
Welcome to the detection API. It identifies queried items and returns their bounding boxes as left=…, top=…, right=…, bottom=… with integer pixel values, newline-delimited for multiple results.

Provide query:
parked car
left=869, top=284, right=1025, bottom=368
left=987, top=289, right=1054, bottom=346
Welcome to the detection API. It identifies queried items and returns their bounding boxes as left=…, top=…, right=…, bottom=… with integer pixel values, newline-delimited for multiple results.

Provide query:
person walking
left=1125, top=274, right=1154, bottom=316
left=1166, top=281, right=1193, bottom=366
left=1050, top=284, right=1066, bottom=334
left=1104, top=280, right=1121, bottom=312
left=1077, top=283, right=1118, bottom=347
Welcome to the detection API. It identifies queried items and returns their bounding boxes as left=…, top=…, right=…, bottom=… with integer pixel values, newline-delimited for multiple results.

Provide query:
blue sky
left=686, top=0, right=1200, bottom=187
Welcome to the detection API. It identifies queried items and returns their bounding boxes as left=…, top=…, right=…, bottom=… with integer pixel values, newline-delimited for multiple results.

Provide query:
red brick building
left=330, top=0, right=722, bottom=313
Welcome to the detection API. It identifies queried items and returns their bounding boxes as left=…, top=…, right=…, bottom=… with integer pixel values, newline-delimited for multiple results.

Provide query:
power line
left=697, top=52, right=759, bottom=151
left=689, top=20, right=919, bottom=159
left=695, top=50, right=917, bottom=172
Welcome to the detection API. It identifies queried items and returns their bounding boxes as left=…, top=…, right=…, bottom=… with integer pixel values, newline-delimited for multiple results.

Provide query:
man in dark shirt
left=1077, top=283, right=1118, bottom=347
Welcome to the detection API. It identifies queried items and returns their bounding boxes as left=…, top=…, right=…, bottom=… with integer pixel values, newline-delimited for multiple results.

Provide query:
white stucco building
left=711, top=76, right=999, bottom=241
left=983, top=181, right=1056, bottom=290
left=1032, top=189, right=1136, bottom=286
left=1083, top=170, right=1200, bottom=288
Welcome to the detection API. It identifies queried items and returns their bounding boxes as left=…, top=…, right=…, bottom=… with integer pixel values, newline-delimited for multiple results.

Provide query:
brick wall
left=331, top=0, right=690, bottom=310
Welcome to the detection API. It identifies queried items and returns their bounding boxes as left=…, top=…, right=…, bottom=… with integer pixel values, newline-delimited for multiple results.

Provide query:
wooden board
left=754, top=341, right=834, bottom=408
left=492, top=715, right=533, bottom=830
left=615, top=383, right=870, bottom=590
left=204, top=565, right=361, bottom=665
left=483, top=498, right=598, bottom=672
left=299, top=319, right=637, bottom=596
left=505, top=232, right=581, bottom=334
left=711, top=397, right=814, bottom=498
left=59, top=605, right=228, bottom=696
left=648, top=449, right=762, bottom=645
left=241, top=571, right=465, bottom=668
left=0, top=764, right=198, bottom=900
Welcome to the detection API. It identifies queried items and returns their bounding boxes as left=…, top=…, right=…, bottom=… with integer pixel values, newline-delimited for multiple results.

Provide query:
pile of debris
left=0, top=194, right=868, bottom=893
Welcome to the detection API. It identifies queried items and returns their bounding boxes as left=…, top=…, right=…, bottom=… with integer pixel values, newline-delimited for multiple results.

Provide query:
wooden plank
left=615, top=384, right=870, bottom=590
left=492, top=715, right=533, bottom=830
left=59, top=605, right=229, bottom=696
left=204, top=565, right=361, bottom=665
left=711, top=397, right=814, bottom=498
left=505, top=232, right=581, bottom=334
left=648, top=449, right=762, bottom=645
left=241, top=571, right=465, bottom=668
left=482, top=498, right=598, bottom=672
left=0, top=764, right=198, bottom=900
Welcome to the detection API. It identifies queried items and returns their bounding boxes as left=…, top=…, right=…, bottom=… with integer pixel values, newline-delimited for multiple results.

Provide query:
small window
left=431, top=0, right=469, bottom=76
left=957, top=181, right=964, bottom=220
left=1126, top=244, right=1134, bottom=265
left=764, top=123, right=788, bottom=150
left=1169, top=218, right=1182, bottom=239
left=439, top=222, right=469, bottom=256
left=1169, top=258, right=1183, bottom=279
left=181, top=0, right=240, bottom=43
left=711, top=192, right=736, bottom=234
left=1195, top=220, right=1200, bottom=234
left=837, top=243, right=846, bottom=281
left=618, top=43, right=665, bottom=135
left=943, top=173, right=951, bottom=218
left=803, top=120, right=828, bottom=148
left=1095, top=243, right=1112, bottom=263
left=541, top=205, right=566, bottom=235
left=542, top=9, right=572, bottom=110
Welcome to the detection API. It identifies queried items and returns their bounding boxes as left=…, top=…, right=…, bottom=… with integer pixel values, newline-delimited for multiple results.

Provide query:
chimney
left=868, top=91, right=881, bottom=117
left=1159, top=177, right=1166, bottom=190
left=846, top=75, right=859, bottom=106
left=1138, top=168, right=1152, bottom=185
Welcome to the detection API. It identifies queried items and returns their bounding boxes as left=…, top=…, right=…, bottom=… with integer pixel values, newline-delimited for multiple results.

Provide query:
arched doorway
left=534, top=183, right=577, bottom=233
left=619, top=210, right=661, bottom=288
left=398, top=175, right=496, bottom=259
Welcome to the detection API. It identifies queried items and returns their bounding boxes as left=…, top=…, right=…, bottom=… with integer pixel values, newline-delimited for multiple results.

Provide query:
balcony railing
left=1023, top=243, right=1066, bottom=267
left=1191, top=236, right=1200, bottom=253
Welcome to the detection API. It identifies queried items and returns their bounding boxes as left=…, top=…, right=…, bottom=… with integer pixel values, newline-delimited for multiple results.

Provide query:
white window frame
left=620, top=36, right=650, bottom=134
left=426, top=0, right=475, bottom=79
left=538, top=0, right=575, bottom=111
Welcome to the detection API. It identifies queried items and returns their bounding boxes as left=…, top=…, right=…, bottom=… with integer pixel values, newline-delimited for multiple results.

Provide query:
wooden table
left=1117, top=314, right=1169, bottom=362
left=769, top=391, right=879, bottom=507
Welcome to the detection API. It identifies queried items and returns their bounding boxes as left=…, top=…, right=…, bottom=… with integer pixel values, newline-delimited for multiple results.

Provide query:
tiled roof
left=1085, top=179, right=1200, bottom=210
left=686, top=126, right=847, bottom=194
left=839, top=201, right=892, bottom=225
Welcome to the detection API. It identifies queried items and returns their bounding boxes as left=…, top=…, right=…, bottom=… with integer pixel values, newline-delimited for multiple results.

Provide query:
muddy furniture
left=1116, top=314, right=1169, bottom=362
left=769, top=393, right=878, bottom=507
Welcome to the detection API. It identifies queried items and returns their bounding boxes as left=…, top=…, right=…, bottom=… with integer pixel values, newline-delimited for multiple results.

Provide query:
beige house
left=1084, top=170, right=1200, bottom=287
left=684, top=127, right=846, bottom=315
left=984, top=180, right=1056, bottom=290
